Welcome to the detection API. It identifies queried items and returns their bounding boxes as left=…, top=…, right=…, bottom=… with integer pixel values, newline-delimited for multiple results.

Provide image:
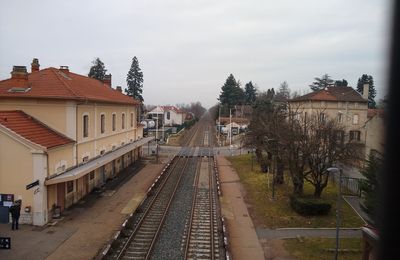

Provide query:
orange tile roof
left=0, top=67, right=140, bottom=105
left=0, top=110, right=74, bottom=149
left=291, top=86, right=367, bottom=102
left=161, top=106, right=185, bottom=113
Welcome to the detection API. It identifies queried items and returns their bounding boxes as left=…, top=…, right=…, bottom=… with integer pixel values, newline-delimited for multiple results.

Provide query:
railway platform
left=216, top=155, right=266, bottom=260
left=0, top=156, right=167, bottom=260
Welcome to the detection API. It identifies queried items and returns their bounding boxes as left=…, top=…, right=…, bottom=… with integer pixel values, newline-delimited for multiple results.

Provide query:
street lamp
left=327, top=167, right=343, bottom=260
left=217, top=105, right=221, bottom=146
left=229, top=108, right=232, bottom=148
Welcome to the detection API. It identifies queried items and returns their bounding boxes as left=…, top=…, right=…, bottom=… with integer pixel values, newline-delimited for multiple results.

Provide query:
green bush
left=290, top=195, right=332, bottom=216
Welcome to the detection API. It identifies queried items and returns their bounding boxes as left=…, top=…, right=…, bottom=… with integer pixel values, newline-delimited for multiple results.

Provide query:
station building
left=0, top=59, right=151, bottom=225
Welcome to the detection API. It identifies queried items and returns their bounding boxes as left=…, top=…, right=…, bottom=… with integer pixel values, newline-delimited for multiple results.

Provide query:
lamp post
left=327, top=167, right=343, bottom=260
left=218, top=105, right=221, bottom=146
left=229, top=108, right=232, bottom=148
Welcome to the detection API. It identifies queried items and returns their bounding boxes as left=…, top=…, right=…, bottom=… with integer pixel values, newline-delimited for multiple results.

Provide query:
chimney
left=31, top=58, right=40, bottom=72
left=363, top=83, right=369, bottom=100
left=116, top=86, right=122, bottom=92
left=11, top=66, right=28, bottom=79
left=59, top=66, right=69, bottom=73
left=103, top=74, right=112, bottom=87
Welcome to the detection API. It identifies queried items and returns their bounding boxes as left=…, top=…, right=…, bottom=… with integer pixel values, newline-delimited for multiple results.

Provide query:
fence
left=331, top=174, right=362, bottom=197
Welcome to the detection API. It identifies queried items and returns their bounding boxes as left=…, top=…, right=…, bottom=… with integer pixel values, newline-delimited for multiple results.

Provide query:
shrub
left=290, top=195, right=332, bottom=216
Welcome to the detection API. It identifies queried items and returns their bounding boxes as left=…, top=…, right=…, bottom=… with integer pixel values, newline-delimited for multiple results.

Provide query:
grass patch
left=227, top=154, right=365, bottom=228
left=284, top=237, right=363, bottom=260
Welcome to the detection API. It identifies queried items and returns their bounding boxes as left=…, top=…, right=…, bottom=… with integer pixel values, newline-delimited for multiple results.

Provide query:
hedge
left=290, top=195, right=332, bottom=216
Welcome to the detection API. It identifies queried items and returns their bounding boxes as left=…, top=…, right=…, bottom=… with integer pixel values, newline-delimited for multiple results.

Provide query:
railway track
left=106, top=158, right=190, bottom=260
left=102, top=113, right=226, bottom=260
left=183, top=156, right=223, bottom=259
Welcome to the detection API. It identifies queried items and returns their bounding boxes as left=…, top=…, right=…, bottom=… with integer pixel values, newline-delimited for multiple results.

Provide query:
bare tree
left=281, top=106, right=362, bottom=197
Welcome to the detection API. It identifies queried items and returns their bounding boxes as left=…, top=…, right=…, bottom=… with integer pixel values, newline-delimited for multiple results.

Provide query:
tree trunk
left=275, top=157, right=284, bottom=184
left=313, top=185, right=323, bottom=198
left=292, top=174, right=304, bottom=196
left=255, top=148, right=263, bottom=164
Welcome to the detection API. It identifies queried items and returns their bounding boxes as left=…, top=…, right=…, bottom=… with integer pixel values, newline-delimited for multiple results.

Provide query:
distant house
left=148, top=106, right=186, bottom=126
left=365, top=109, right=385, bottom=158
left=0, top=59, right=149, bottom=226
left=288, top=86, right=369, bottom=156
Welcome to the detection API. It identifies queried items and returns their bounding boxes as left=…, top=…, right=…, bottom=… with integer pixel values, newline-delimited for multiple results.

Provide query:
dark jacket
left=9, top=204, right=21, bottom=218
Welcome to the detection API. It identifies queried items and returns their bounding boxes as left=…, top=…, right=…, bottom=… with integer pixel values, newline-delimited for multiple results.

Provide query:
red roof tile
left=161, top=106, right=185, bottom=113
left=0, top=67, right=140, bottom=105
left=0, top=110, right=74, bottom=149
left=291, top=86, right=367, bottom=102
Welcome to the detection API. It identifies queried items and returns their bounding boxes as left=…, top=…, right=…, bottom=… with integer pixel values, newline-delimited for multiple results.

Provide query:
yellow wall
left=0, top=99, right=71, bottom=137
left=47, top=145, right=74, bottom=177
left=289, top=100, right=368, bottom=143
left=0, top=131, right=34, bottom=209
left=366, top=115, right=385, bottom=157
left=47, top=184, right=57, bottom=211
left=76, top=103, right=139, bottom=163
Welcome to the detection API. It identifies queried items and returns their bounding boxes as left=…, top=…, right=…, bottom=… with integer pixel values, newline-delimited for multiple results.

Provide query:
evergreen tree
left=88, top=58, right=107, bottom=81
left=309, top=74, right=334, bottom=91
left=335, top=79, right=348, bottom=87
left=218, top=74, right=244, bottom=108
left=360, top=154, right=382, bottom=225
left=126, top=56, right=144, bottom=103
left=244, top=81, right=257, bottom=104
left=357, top=74, right=377, bottom=108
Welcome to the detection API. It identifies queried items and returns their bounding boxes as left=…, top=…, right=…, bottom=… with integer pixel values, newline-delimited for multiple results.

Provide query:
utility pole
left=229, top=108, right=232, bottom=148
left=155, top=113, right=159, bottom=163
left=218, top=105, right=221, bottom=146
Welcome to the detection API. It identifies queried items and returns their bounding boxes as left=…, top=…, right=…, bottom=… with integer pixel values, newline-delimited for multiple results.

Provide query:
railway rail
left=102, top=113, right=227, bottom=260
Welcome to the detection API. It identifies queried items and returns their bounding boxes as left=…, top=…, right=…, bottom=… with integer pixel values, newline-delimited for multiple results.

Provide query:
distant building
left=148, top=106, right=186, bottom=126
left=0, top=59, right=151, bottom=226
left=364, top=109, right=385, bottom=158
left=288, top=86, right=369, bottom=157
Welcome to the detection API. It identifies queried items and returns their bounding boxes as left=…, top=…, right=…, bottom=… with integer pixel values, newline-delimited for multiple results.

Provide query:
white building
left=148, top=106, right=185, bottom=126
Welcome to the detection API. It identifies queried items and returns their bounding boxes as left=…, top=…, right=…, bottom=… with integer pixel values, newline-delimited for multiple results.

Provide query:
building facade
left=288, top=86, right=369, bottom=154
left=148, top=106, right=185, bottom=126
left=0, top=60, right=150, bottom=225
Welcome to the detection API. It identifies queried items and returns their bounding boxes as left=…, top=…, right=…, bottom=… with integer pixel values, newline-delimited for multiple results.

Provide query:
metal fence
left=331, top=174, right=362, bottom=197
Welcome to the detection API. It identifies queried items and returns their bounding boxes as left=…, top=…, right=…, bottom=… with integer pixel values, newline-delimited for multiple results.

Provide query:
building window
left=167, top=111, right=170, bottom=120
left=338, top=113, right=343, bottom=123
left=319, top=113, right=325, bottom=123
left=130, top=112, right=134, bottom=127
left=67, top=181, right=74, bottom=193
left=335, top=130, right=344, bottom=143
left=122, top=113, right=125, bottom=129
left=349, top=130, right=361, bottom=141
left=89, top=171, right=95, bottom=180
left=83, top=115, right=89, bottom=137
left=100, top=150, right=106, bottom=155
left=83, top=156, right=89, bottom=163
left=353, top=114, right=359, bottom=125
left=112, top=114, right=116, bottom=131
left=100, top=114, right=105, bottom=134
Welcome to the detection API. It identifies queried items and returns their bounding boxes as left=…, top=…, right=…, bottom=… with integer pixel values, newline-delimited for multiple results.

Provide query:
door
left=57, top=183, right=65, bottom=211
left=100, top=166, right=105, bottom=184
left=112, top=160, right=116, bottom=177
left=83, top=175, right=89, bottom=195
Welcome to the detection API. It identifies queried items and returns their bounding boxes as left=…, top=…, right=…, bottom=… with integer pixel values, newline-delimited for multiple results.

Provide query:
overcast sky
left=0, top=0, right=392, bottom=108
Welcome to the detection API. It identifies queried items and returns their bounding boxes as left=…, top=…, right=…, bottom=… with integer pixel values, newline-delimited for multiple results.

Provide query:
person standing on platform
left=9, top=199, right=21, bottom=230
